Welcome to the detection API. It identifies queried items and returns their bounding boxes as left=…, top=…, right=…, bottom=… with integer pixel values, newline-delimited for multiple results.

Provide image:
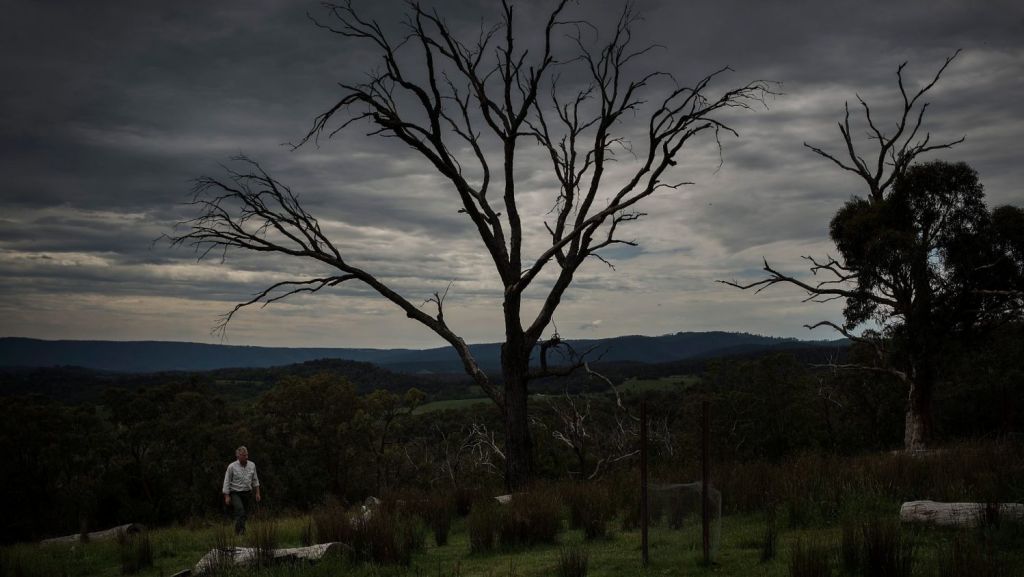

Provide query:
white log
left=40, top=523, right=146, bottom=545
left=192, top=542, right=346, bottom=575
left=900, top=500, right=1024, bottom=527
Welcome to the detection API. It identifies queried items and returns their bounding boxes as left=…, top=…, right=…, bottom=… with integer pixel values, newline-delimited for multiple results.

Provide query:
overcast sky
left=1, top=0, right=1022, bottom=349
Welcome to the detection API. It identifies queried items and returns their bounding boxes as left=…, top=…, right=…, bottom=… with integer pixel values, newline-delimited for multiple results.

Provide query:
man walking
left=222, top=446, right=261, bottom=535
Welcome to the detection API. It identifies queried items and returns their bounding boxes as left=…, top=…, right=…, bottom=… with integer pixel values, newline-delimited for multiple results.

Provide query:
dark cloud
left=1, top=0, right=1022, bottom=346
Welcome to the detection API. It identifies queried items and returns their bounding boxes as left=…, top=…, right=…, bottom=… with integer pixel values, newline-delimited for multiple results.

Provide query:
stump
left=900, top=500, right=1024, bottom=527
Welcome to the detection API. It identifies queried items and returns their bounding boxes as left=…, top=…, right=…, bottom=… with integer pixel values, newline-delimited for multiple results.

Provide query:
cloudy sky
left=1, top=0, right=1022, bottom=349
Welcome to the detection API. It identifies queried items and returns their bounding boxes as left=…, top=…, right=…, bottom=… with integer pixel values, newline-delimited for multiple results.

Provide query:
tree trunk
left=502, top=371, right=533, bottom=491
left=903, top=373, right=934, bottom=453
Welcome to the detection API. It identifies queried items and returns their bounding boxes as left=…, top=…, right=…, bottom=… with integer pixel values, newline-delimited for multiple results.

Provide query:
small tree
left=721, top=54, right=1023, bottom=451
left=173, top=0, right=772, bottom=488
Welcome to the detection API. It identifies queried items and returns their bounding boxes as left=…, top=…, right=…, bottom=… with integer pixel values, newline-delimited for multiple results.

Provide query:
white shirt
left=222, top=460, right=260, bottom=494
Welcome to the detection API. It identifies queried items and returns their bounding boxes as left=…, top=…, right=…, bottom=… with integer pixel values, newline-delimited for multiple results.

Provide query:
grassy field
left=414, top=376, right=700, bottom=414
left=414, top=397, right=492, bottom=414
left=4, top=505, right=1020, bottom=577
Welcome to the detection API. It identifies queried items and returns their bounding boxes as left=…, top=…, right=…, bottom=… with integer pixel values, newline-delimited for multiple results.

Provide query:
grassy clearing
left=414, top=398, right=492, bottom=414
left=5, top=509, right=1020, bottom=576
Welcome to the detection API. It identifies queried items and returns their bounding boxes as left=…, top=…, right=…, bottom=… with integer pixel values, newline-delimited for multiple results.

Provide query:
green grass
left=7, top=509, right=1019, bottom=577
left=414, top=397, right=492, bottom=414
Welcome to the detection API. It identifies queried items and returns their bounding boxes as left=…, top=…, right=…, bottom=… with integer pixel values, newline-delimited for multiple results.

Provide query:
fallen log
left=191, top=542, right=346, bottom=575
left=40, top=523, right=146, bottom=545
left=900, top=500, right=1024, bottom=527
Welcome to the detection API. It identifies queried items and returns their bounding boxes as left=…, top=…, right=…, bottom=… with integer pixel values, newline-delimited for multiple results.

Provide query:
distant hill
left=0, top=332, right=844, bottom=374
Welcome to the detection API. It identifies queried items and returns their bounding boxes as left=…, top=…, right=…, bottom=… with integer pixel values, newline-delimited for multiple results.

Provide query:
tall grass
left=565, top=483, right=614, bottom=540
left=247, top=519, right=280, bottom=568
left=788, top=538, right=832, bottom=577
left=467, top=500, right=501, bottom=553
left=558, top=545, right=589, bottom=577
left=116, top=529, right=153, bottom=575
left=760, top=506, right=778, bottom=562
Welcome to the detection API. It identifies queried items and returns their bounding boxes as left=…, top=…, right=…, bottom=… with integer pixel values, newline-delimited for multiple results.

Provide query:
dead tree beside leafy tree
left=173, top=0, right=772, bottom=489
left=721, top=52, right=1024, bottom=452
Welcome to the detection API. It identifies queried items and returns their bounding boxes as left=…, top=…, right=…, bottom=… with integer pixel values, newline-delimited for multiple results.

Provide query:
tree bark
left=501, top=334, right=533, bottom=491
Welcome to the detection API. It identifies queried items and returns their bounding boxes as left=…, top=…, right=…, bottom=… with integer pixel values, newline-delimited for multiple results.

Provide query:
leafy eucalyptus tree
left=722, top=53, right=1023, bottom=452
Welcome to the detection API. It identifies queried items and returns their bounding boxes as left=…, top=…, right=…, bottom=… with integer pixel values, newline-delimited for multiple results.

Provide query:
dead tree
left=720, top=53, right=964, bottom=453
left=173, top=0, right=772, bottom=489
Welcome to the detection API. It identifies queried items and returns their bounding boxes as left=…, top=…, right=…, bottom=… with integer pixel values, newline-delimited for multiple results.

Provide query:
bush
left=788, top=538, right=832, bottom=577
left=558, top=545, right=589, bottom=577
left=117, top=529, right=153, bottom=575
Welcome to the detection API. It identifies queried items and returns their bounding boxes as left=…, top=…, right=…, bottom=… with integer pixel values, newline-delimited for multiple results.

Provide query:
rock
left=494, top=494, right=512, bottom=505
left=900, top=500, right=1024, bottom=527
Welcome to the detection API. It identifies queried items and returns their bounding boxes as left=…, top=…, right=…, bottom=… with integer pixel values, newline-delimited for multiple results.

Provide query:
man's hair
left=236, top=446, right=248, bottom=456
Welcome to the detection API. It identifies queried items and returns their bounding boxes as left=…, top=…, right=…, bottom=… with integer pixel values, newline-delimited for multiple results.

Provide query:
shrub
left=558, top=545, right=589, bottom=577
left=788, top=538, right=832, bottom=577
left=117, top=529, right=153, bottom=575
left=467, top=500, right=501, bottom=553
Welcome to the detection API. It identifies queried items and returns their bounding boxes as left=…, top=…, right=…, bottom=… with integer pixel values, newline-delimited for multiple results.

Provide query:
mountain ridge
left=0, top=331, right=843, bottom=374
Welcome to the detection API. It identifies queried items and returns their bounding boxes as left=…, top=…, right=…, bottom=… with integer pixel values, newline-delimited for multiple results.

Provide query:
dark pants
left=229, top=491, right=253, bottom=535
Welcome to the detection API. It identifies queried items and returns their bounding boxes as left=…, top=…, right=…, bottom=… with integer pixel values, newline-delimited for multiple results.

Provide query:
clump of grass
left=421, top=492, right=456, bottom=547
left=840, top=519, right=862, bottom=573
left=760, top=505, right=778, bottom=562
left=497, top=489, right=562, bottom=547
left=938, top=532, right=1008, bottom=577
left=558, top=545, right=589, bottom=577
left=788, top=538, right=832, bottom=577
left=247, top=519, right=279, bottom=568
left=312, top=501, right=352, bottom=544
left=343, top=503, right=425, bottom=566
left=116, top=528, right=153, bottom=575
left=209, top=524, right=236, bottom=574
left=566, top=483, right=614, bottom=540
left=467, top=500, right=501, bottom=553
left=860, top=519, right=913, bottom=577
left=300, top=516, right=315, bottom=547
